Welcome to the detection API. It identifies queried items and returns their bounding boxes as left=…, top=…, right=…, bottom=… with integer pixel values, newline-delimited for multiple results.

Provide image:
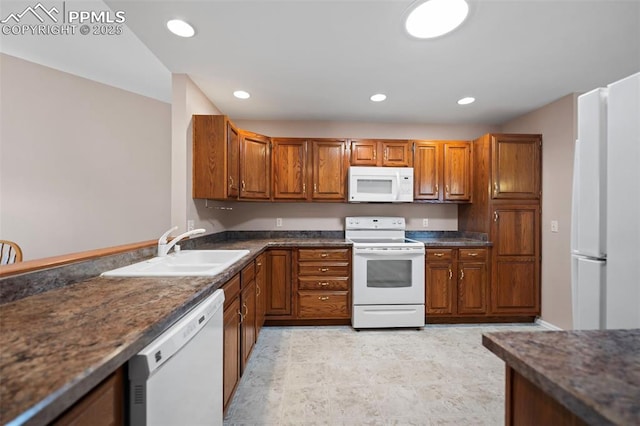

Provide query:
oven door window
left=366, top=259, right=412, bottom=288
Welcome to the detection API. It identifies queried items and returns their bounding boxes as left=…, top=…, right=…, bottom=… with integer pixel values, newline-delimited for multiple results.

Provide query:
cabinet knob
left=318, top=296, right=330, bottom=301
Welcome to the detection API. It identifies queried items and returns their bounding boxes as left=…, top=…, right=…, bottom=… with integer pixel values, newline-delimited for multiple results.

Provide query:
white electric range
left=346, top=217, right=425, bottom=329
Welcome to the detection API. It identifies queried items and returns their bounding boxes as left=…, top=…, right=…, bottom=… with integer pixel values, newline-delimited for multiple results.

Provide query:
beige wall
left=0, top=54, right=171, bottom=260
left=501, top=94, right=578, bottom=330
left=170, top=74, right=226, bottom=235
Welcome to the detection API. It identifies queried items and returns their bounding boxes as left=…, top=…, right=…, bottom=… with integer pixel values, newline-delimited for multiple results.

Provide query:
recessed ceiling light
left=370, top=94, right=387, bottom=102
left=405, top=0, right=469, bottom=39
left=457, top=97, right=475, bottom=105
left=167, top=19, right=195, bottom=37
left=233, top=90, right=251, bottom=100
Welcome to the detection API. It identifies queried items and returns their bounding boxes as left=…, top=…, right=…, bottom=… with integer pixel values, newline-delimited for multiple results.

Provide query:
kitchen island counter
left=482, top=329, right=640, bottom=425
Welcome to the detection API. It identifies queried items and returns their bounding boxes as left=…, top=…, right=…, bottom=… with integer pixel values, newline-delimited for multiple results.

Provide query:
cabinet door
left=223, top=297, right=240, bottom=411
left=240, top=132, right=271, bottom=199
left=492, top=135, right=541, bottom=199
left=425, top=261, right=455, bottom=315
left=458, top=261, right=488, bottom=314
left=311, top=139, right=348, bottom=200
left=266, top=249, right=292, bottom=316
left=255, top=254, right=266, bottom=336
left=414, top=142, right=441, bottom=200
left=272, top=139, right=307, bottom=200
left=193, top=115, right=231, bottom=200
left=381, top=141, right=411, bottom=167
left=350, top=140, right=378, bottom=166
left=240, top=280, right=256, bottom=373
left=443, top=142, right=471, bottom=201
left=227, top=121, right=240, bottom=198
left=491, top=206, right=540, bottom=314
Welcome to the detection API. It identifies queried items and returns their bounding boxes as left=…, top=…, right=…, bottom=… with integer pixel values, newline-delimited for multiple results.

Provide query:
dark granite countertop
left=0, top=238, right=348, bottom=425
left=483, top=329, right=640, bottom=425
left=414, top=238, right=492, bottom=247
left=0, top=234, right=485, bottom=425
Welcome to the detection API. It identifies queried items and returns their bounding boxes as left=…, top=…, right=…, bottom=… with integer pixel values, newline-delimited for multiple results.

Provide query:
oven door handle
left=354, top=249, right=425, bottom=256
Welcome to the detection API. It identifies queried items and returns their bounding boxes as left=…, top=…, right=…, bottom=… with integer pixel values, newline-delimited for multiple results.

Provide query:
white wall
left=500, top=94, right=577, bottom=330
left=0, top=54, right=172, bottom=260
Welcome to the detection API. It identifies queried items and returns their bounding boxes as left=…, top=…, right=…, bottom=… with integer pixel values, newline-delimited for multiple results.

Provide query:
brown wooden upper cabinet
left=272, top=138, right=348, bottom=201
left=272, top=138, right=307, bottom=200
left=491, top=134, right=542, bottom=199
left=413, top=140, right=472, bottom=202
left=350, top=139, right=411, bottom=167
left=193, top=115, right=239, bottom=200
left=239, top=130, right=271, bottom=200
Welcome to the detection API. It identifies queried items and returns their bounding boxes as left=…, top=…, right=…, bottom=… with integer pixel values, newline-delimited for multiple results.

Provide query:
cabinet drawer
left=426, top=249, right=454, bottom=261
left=298, top=277, right=350, bottom=291
left=298, top=248, right=350, bottom=261
left=222, top=274, right=240, bottom=309
left=297, top=291, right=350, bottom=318
left=241, top=261, right=255, bottom=287
left=298, top=262, right=350, bottom=276
left=459, top=248, right=487, bottom=261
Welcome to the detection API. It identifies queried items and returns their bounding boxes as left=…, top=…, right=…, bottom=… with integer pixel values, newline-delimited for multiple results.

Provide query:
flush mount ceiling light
left=457, top=96, right=475, bottom=105
left=233, top=90, right=251, bottom=100
left=405, top=0, right=469, bottom=39
left=166, top=19, right=195, bottom=37
left=370, top=93, right=387, bottom=102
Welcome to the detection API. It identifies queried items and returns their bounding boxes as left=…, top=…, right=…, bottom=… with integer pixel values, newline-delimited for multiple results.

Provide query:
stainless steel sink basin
left=101, top=250, right=250, bottom=277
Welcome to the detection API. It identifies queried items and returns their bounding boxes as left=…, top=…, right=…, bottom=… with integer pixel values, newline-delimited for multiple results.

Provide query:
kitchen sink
left=101, top=250, right=250, bottom=277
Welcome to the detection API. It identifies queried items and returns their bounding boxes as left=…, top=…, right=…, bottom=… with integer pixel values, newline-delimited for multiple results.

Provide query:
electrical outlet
left=551, top=220, right=559, bottom=233
left=276, top=218, right=283, bottom=227
left=187, top=220, right=194, bottom=231
left=422, top=218, right=429, bottom=228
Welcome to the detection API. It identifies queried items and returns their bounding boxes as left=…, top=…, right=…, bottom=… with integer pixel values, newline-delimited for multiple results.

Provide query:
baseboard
left=535, top=318, right=563, bottom=330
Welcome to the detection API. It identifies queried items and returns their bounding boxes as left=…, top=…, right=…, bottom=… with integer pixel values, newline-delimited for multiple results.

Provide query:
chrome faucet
left=157, top=226, right=206, bottom=257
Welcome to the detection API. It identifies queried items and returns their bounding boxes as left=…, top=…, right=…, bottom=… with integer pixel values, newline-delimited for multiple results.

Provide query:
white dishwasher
left=128, top=289, right=224, bottom=426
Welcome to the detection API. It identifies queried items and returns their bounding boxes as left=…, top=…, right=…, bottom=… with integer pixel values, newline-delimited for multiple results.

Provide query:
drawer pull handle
left=460, top=269, right=465, bottom=280
left=256, top=285, right=261, bottom=296
left=321, top=253, right=328, bottom=258
left=433, top=253, right=444, bottom=257
left=238, top=309, right=244, bottom=324
left=468, top=253, right=478, bottom=257
left=449, top=269, right=452, bottom=280
left=319, top=267, right=329, bottom=272
left=319, top=282, right=329, bottom=286
left=319, top=296, right=330, bottom=301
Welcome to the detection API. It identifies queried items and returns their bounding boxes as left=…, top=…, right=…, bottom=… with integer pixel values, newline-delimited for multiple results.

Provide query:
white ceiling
left=3, top=1, right=638, bottom=125
left=106, top=0, right=640, bottom=125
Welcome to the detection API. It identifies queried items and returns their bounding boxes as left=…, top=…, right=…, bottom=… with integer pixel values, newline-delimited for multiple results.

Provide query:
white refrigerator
left=571, top=72, right=640, bottom=330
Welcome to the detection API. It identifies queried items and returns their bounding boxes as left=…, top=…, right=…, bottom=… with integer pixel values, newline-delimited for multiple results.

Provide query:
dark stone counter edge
left=482, top=334, right=613, bottom=426
left=3, top=232, right=487, bottom=425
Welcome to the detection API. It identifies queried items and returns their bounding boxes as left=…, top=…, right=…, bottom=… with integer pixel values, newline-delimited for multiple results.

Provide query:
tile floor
left=224, top=324, right=544, bottom=426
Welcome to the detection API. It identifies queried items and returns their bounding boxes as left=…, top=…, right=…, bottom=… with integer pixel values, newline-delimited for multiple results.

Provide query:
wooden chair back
left=0, top=240, right=23, bottom=265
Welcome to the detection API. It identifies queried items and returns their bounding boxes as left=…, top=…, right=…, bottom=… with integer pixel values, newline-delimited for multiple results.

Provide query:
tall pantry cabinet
left=458, top=134, right=542, bottom=319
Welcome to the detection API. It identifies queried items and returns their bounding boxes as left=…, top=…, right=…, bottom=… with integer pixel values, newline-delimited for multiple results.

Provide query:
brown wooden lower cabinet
left=506, top=367, right=585, bottom=426
left=266, top=249, right=293, bottom=318
left=222, top=276, right=241, bottom=412
left=255, top=253, right=267, bottom=336
left=240, top=262, right=257, bottom=373
left=52, top=367, right=124, bottom=426
left=426, top=247, right=488, bottom=319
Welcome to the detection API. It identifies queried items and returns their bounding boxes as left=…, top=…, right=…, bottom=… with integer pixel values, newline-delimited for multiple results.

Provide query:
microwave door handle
left=395, top=171, right=401, bottom=200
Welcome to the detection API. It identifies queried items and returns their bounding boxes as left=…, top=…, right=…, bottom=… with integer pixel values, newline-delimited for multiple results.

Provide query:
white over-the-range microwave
left=348, top=166, right=414, bottom=203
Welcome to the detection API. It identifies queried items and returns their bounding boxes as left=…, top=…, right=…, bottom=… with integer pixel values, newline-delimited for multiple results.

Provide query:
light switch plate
left=551, top=220, right=559, bottom=233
